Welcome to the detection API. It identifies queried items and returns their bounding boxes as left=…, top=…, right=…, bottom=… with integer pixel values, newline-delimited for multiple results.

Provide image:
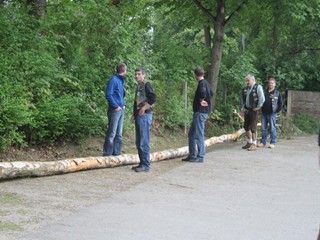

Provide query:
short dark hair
left=269, top=77, right=276, bottom=83
left=135, top=67, right=145, bottom=75
left=194, top=67, right=204, bottom=77
left=116, top=63, right=127, bottom=74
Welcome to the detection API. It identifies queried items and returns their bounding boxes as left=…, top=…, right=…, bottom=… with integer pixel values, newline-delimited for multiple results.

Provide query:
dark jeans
left=103, top=108, right=124, bottom=156
left=135, top=113, right=152, bottom=169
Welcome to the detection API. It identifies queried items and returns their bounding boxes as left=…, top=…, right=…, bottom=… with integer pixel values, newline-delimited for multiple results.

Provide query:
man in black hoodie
left=182, top=67, right=213, bottom=163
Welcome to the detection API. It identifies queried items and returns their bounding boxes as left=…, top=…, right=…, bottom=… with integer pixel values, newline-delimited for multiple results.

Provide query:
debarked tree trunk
left=0, top=129, right=245, bottom=180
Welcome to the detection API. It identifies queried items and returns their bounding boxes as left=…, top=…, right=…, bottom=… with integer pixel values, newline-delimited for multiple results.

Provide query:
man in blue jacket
left=103, top=63, right=126, bottom=156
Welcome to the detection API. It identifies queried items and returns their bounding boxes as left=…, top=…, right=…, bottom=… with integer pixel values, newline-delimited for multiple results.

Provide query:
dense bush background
left=0, top=0, right=319, bottom=151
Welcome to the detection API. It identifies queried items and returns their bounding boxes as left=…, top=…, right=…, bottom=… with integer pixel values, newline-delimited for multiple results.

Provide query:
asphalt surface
left=3, top=136, right=320, bottom=240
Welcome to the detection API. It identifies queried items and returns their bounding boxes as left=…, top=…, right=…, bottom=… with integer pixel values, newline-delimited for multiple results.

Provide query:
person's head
left=135, top=67, right=145, bottom=84
left=268, top=77, right=276, bottom=90
left=194, top=67, right=205, bottom=80
left=116, top=63, right=127, bottom=76
left=245, top=74, right=255, bottom=87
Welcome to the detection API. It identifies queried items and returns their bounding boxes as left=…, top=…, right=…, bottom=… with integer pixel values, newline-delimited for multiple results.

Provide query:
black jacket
left=262, top=88, right=282, bottom=114
left=133, top=82, right=157, bottom=116
left=193, top=79, right=213, bottom=113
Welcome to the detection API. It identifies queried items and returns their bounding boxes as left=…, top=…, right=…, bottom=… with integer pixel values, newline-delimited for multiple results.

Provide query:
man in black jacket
left=182, top=67, right=213, bottom=163
left=257, top=78, right=282, bottom=149
left=131, top=67, right=157, bottom=172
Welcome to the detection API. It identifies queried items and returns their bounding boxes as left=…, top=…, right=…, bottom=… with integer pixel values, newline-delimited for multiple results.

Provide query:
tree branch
left=225, top=0, right=247, bottom=25
left=192, top=0, right=216, bottom=23
left=294, top=48, right=320, bottom=54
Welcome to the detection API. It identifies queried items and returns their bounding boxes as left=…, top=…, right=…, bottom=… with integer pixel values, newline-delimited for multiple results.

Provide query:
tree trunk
left=271, top=1, right=279, bottom=77
left=207, top=0, right=225, bottom=110
left=0, top=129, right=245, bottom=180
left=204, top=25, right=211, bottom=48
left=193, top=0, right=247, bottom=109
left=27, top=0, right=46, bottom=19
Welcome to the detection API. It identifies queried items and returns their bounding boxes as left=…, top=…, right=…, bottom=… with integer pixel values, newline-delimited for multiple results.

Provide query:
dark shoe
left=134, top=167, right=150, bottom=172
left=247, top=144, right=257, bottom=151
left=242, top=143, right=252, bottom=149
left=181, top=157, right=197, bottom=162
left=189, top=158, right=204, bottom=163
left=131, top=165, right=141, bottom=170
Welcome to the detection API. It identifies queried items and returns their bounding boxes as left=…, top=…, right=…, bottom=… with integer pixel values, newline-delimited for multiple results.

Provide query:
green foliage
left=207, top=105, right=243, bottom=134
left=152, top=80, right=193, bottom=129
left=0, top=82, right=30, bottom=151
left=27, top=95, right=105, bottom=144
left=0, top=0, right=319, bottom=152
left=0, top=0, right=158, bottom=151
left=292, top=113, right=320, bottom=134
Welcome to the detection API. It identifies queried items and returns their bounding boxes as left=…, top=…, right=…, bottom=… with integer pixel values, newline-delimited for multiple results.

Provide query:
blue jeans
left=261, top=112, right=277, bottom=145
left=135, top=113, right=152, bottom=169
left=188, top=112, right=208, bottom=160
left=103, top=108, right=124, bottom=156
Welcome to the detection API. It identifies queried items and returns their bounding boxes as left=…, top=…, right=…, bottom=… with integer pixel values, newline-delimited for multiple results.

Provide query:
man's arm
left=256, top=85, right=265, bottom=109
left=277, top=91, right=283, bottom=113
left=105, top=78, right=119, bottom=109
left=138, top=82, right=157, bottom=115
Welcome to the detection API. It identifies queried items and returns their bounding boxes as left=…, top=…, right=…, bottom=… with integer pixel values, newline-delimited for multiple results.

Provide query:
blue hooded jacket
left=105, top=73, right=125, bottom=109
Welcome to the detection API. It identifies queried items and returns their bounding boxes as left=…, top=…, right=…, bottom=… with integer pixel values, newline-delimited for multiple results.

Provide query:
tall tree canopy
left=0, top=0, right=319, bottom=151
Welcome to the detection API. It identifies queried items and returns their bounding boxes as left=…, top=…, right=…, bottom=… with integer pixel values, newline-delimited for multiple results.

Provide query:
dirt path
left=1, top=135, right=319, bottom=240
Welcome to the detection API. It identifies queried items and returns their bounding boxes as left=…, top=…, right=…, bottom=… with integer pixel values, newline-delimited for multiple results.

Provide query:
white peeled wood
left=0, top=129, right=245, bottom=180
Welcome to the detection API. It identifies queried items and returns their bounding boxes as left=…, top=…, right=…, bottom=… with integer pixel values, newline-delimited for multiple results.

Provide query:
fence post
left=184, top=81, right=188, bottom=134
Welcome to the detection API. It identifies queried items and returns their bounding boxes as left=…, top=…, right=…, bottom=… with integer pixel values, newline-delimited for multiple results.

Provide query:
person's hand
left=252, top=107, right=260, bottom=112
left=131, top=116, right=135, bottom=123
left=201, top=100, right=208, bottom=107
left=240, top=108, right=244, bottom=117
left=115, top=107, right=122, bottom=111
left=138, top=107, right=146, bottom=115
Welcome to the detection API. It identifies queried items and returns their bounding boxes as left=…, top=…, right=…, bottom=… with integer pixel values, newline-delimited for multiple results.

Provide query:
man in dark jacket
left=182, top=67, right=213, bottom=163
left=257, top=77, right=282, bottom=149
left=131, top=67, right=157, bottom=172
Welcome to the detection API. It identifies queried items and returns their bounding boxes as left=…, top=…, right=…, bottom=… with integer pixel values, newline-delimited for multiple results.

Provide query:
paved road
left=5, top=136, right=320, bottom=240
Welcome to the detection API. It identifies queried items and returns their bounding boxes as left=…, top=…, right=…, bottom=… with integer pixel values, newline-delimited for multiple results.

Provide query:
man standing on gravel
left=182, top=67, right=213, bottom=163
left=131, top=67, right=157, bottom=172
left=241, top=74, right=265, bottom=151
left=257, top=78, right=282, bottom=149
left=103, top=63, right=127, bottom=156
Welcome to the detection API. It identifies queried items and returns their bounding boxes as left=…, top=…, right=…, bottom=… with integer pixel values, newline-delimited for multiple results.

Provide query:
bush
left=0, top=83, right=30, bottom=151
left=27, top=95, right=105, bottom=144
left=293, top=113, right=320, bottom=134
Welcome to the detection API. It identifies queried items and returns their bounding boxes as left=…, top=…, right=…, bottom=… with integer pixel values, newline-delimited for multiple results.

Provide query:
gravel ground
left=1, top=135, right=319, bottom=240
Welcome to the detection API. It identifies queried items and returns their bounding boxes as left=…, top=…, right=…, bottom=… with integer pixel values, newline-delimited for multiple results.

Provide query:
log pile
left=0, top=129, right=245, bottom=180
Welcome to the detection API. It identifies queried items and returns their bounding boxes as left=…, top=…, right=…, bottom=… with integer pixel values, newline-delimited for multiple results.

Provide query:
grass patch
left=0, top=210, right=9, bottom=216
left=0, top=193, right=21, bottom=204
left=0, top=221, right=21, bottom=231
left=293, top=113, right=320, bottom=134
left=16, top=209, right=29, bottom=215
